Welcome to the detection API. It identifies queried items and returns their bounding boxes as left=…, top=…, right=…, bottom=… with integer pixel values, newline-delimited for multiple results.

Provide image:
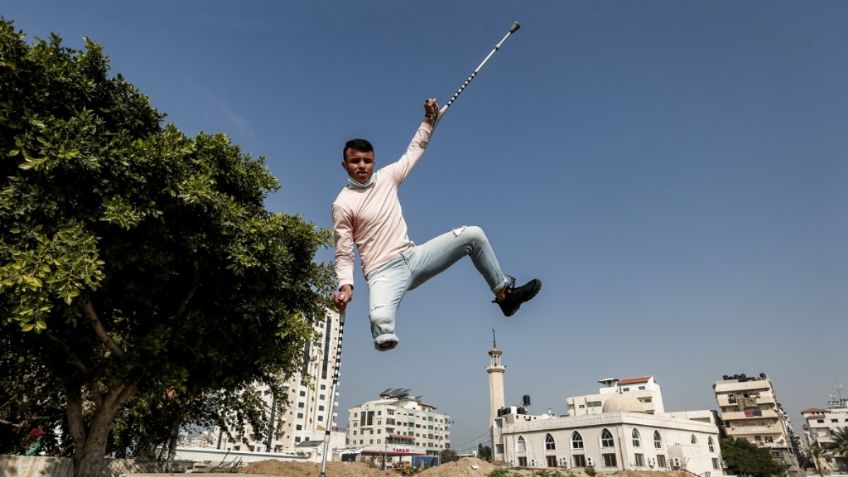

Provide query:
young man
left=332, top=98, right=540, bottom=351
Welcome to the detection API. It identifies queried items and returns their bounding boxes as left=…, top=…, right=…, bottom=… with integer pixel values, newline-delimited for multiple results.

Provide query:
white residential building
left=345, top=389, right=451, bottom=467
left=567, top=376, right=665, bottom=416
left=713, top=373, right=799, bottom=470
left=184, top=308, right=345, bottom=463
left=801, top=397, right=848, bottom=474
left=488, top=343, right=722, bottom=474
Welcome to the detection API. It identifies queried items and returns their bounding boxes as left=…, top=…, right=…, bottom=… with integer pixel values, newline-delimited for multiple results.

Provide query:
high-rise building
left=713, top=373, right=799, bottom=470
left=194, top=308, right=345, bottom=461
left=801, top=396, right=848, bottom=474
left=345, top=388, right=451, bottom=466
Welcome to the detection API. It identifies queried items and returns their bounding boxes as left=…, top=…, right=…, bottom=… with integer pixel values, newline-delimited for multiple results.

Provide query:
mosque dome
left=602, top=393, right=646, bottom=413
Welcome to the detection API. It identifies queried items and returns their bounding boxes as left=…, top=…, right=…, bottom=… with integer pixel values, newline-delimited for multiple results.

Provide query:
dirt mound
left=417, top=457, right=496, bottom=477
left=241, top=459, right=393, bottom=477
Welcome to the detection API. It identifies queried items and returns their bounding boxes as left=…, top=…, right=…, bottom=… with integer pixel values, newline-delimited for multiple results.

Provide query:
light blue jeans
left=366, top=225, right=509, bottom=351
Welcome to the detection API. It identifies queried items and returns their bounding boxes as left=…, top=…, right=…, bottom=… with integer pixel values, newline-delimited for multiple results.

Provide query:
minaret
left=487, top=328, right=506, bottom=422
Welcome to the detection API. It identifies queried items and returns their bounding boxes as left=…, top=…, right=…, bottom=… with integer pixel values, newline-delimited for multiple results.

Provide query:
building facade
left=487, top=343, right=722, bottom=474
left=801, top=397, right=848, bottom=474
left=345, top=389, right=451, bottom=466
left=713, top=373, right=799, bottom=470
left=567, top=376, right=665, bottom=416
left=184, top=308, right=345, bottom=462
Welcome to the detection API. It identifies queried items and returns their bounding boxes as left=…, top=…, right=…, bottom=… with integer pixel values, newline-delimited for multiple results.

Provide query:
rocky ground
left=240, top=458, right=686, bottom=477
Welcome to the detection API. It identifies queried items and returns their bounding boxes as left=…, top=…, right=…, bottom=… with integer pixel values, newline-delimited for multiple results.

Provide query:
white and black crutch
left=432, top=21, right=521, bottom=128
left=319, top=309, right=345, bottom=477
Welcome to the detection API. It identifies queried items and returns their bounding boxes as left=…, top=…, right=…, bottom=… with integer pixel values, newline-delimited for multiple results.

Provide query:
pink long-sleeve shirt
left=332, top=122, right=433, bottom=289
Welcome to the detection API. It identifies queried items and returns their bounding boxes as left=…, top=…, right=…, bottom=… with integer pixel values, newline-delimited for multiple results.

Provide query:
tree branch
left=176, top=264, right=201, bottom=317
left=81, top=297, right=124, bottom=358
left=65, top=385, right=86, bottom=450
left=46, top=332, right=90, bottom=376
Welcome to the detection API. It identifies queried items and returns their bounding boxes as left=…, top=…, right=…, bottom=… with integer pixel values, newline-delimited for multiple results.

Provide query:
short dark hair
left=343, top=138, right=373, bottom=161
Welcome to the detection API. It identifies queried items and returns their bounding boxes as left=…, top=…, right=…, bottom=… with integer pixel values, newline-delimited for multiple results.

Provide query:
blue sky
left=5, top=1, right=847, bottom=452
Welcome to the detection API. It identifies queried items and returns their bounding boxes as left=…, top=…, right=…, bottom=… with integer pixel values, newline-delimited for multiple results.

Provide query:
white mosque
left=486, top=333, right=724, bottom=474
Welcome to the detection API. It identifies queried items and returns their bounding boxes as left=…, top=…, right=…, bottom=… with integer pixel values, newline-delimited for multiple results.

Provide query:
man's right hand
left=333, top=285, right=353, bottom=311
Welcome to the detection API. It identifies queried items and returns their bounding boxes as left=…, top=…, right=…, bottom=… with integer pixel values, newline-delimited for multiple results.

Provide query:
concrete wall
left=0, top=455, right=166, bottom=477
left=0, top=455, right=73, bottom=477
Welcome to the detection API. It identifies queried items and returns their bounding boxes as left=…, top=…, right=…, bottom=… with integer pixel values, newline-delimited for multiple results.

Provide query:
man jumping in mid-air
left=332, top=98, right=541, bottom=351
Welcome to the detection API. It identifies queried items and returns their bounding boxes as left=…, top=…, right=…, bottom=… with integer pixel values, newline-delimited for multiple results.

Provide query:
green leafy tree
left=477, top=442, right=492, bottom=462
left=0, top=19, right=333, bottom=477
left=440, top=448, right=458, bottom=463
left=720, top=437, right=786, bottom=477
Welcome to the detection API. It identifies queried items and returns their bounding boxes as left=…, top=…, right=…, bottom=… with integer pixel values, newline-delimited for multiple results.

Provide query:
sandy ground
left=240, top=458, right=689, bottom=477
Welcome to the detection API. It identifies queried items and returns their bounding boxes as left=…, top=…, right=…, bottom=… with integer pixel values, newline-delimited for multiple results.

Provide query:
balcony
left=726, top=424, right=784, bottom=436
left=722, top=410, right=779, bottom=420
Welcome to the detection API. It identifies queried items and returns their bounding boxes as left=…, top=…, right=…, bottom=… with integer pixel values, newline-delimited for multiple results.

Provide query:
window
left=601, top=429, right=614, bottom=447
left=634, top=453, right=644, bottom=466
left=712, top=458, right=720, bottom=469
left=518, top=456, right=527, bottom=467
left=572, top=454, right=587, bottom=467
left=602, top=453, right=617, bottom=467
left=296, top=424, right=302, bottom=430
left=654, top=431, right=662, bottom=449
left=546, top=455, right=557, bottom=467
left=517, top=436, right=526, bottom=453
left=638, top=386, right=646, bottom=390
left=708, top=436, right=715, bottom=452
left=572, top=432, right=584, bottom=449
left=657, top=455, right=667, bottom=468
left=632, top=429, right=641, bottom=447
left=691, top=434, right=697, bottom=445
left=545, top=434, right=556, bottom=450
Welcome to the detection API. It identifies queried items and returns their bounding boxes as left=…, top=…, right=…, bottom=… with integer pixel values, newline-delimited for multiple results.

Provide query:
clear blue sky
left=6, top=0, right=847, bottom=453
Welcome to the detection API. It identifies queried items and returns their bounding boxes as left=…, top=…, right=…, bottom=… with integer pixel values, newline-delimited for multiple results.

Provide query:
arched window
left=572, top=431, right=584, bottom=449
left=632, top=429, right=641, bottom=447
left=708, top=436, right=715, bottom=452
left=517, top=436, right=526, bottom=453
left=545, top=433, right=556, bottom=450
left=691, top=434, right=698, bottom=445
left=601, top=429, right=614, bottom=447
left=653, top=431, right=662, bottom=449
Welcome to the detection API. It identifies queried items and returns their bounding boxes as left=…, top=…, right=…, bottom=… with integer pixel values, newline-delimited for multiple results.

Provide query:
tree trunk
left=68, top=382, right=138, bottom=477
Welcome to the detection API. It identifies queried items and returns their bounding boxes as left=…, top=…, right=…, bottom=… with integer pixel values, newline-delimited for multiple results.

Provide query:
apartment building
left=713, top=373, right=799, bottom=470
left=567, top=375, right=665, bottom=416
left=801, top=397, right=848, bottom=474
left=345, top=388, right=451, bottom=465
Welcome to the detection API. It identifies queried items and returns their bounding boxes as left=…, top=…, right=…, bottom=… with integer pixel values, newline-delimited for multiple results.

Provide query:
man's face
left=343, top=148, right=375, bottom=183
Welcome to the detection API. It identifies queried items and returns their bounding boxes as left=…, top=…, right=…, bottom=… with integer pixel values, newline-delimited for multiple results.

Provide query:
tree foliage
left=830, top=427, right=848, bottom=458
left=0, top=18, right=333, bottom=476
left=439, top=448, right=458, bottom=464
left=720, top=437, right=786, bottom=477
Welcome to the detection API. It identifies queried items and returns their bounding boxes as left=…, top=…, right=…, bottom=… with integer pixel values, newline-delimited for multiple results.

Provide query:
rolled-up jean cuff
left=492, top=278, right=509, bottom=294
left=374, top=333, right=399, bottom=351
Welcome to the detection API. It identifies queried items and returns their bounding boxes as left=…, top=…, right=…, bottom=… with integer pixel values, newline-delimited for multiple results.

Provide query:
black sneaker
left=494, top=276, right=542, bottom=317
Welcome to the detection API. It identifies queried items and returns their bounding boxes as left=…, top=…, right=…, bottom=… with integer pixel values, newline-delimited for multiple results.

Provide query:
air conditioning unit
left=586, top=457, right=594, bottom=467
left=649, top=458, right=656, bottom=467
